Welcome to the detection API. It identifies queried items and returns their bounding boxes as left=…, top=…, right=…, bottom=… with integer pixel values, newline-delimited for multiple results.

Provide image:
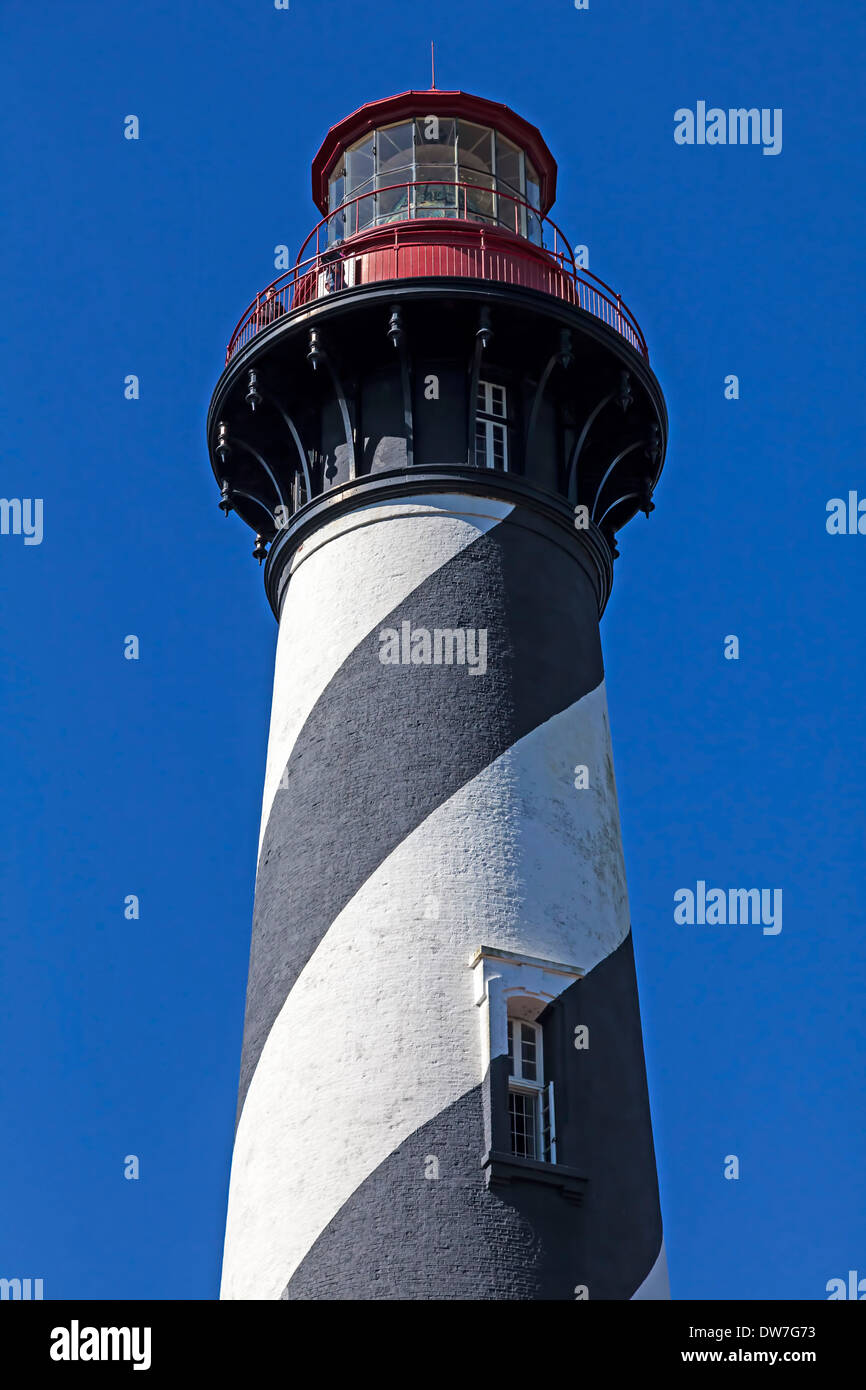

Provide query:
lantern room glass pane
left=352, top=179, right=375, bottom=231
left=376, top=182, right=411, bottom=224
left=413, top=115, right=456, bottom=164
left=345, top=134, right=375, bottom=232
left=525, top=160, right=542, bottom=245
left=412, top=116, right=456, bottom=219
left=495, top=133, right=524, bottom=196
left=413, top=172, right=458, bottom=217
left=374, top=122, right=413, bottom=225
left=525, top=159, right=540, bottom=205
left=457, top=121, right=495, bottom=224
left=346, top=135, right=375, bottom=193
left=327, top=157, right=346, bottom=245
left=376, top=122, right=414, bottom=179
left=328, top=156, right=345, bottom=208
left=462, top=172, right=495, bottom=224
left=495, top=133, right=526, bottom=236
left=457, top=121, right=493, bottom=175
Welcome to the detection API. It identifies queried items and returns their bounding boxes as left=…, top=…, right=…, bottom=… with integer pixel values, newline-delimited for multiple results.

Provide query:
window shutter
left=541, top=1082, right=557, bottom=1164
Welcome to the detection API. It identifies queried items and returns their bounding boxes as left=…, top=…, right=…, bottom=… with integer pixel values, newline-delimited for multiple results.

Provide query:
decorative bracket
left=590, top=441, right=645, bottom=522
left=256, top=387, right=313, bottom=507
left=307, top=327, right=357, bottom=480
left=232, top=435, right=288, bottom=517
left=566, top=389, right=612, bottom=500
left=525, top=328, right=573, bottom=467
left=388, top=305, right=414, bottom=468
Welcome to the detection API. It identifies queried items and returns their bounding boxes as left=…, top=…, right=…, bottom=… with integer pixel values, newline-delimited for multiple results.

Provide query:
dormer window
left=473, top=946, right=587, bottom=1201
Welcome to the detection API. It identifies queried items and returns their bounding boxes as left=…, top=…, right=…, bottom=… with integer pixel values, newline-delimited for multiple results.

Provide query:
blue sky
left=1, top=0, right=864, bottom=1299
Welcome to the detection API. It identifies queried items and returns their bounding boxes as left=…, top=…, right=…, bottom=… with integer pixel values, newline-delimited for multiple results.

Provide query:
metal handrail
left=225, top=179, right=648, bottom=363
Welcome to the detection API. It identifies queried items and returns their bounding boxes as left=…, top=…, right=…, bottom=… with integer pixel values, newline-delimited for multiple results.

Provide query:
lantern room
left=311, top=90, right=558, bottom=247
left=209, top=85, right=665, bottom=607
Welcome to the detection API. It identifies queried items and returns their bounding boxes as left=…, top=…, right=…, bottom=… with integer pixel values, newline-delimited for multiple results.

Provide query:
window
left=494, top=133, right=525, bottom=236
left=457, top=120, right=495, bottom=225
left=327, top=157, right=346, bottom=246
left=346, top=134, right=375, bottom=233
left=473, top=946, right=585, bottom=1199
left=414, top=115, right=457, bottom=218
left=375, top=122, right=414, bottom=225
left=525, top=161, right=542, bottom=245
left=475, top=380, right=508, bottom=470
left=326, top=119, right=542, bottom=242
left=507, top=1018, right=556, bottom=1162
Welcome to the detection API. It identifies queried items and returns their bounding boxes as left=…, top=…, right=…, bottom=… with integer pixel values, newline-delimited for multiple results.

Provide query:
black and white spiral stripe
left=220, top=491, right=667, bottom=1301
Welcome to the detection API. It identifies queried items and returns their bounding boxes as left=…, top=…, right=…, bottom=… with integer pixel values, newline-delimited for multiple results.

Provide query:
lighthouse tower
left=209, top=87, right=669, bottom=1301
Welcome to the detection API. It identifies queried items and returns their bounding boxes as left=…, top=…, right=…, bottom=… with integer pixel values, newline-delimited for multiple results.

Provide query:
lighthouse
left=208, top=86, right=669, bottom=1301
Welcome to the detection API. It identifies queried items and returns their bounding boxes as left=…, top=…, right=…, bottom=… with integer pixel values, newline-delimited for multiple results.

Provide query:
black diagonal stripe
left=236, top=510, right=604, bottom=1120
left=280, top=933, right=663, bottom=1301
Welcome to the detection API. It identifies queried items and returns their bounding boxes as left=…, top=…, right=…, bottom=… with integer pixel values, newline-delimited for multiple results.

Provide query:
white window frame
left=475, top=380, right=509, bottom=471
left=507, top=1017, right=550, bottom=1161
left=508, top=1016, right=543, bottom=1084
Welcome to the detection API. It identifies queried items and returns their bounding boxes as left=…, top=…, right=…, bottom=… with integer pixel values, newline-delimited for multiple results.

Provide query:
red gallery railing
left=225, top=181, right=649, bottom=363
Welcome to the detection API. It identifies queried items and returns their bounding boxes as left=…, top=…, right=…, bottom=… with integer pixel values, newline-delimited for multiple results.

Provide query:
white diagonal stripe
left=223, top=680, right=629, bottom=1299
